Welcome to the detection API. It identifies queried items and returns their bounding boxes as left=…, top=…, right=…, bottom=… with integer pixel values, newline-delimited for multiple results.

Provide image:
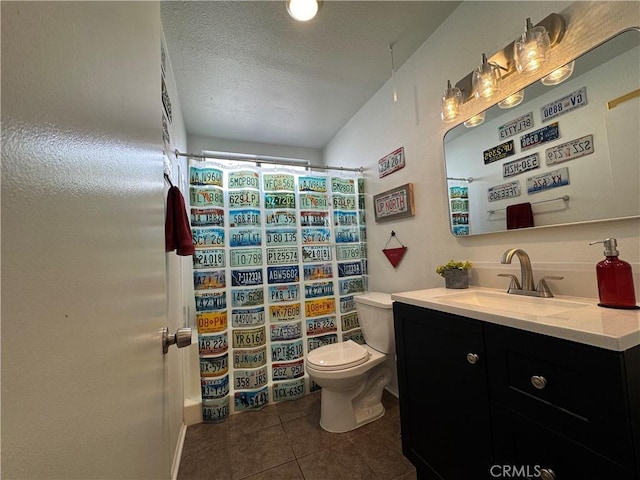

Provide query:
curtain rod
left=174, top=150, right=364, bottom=173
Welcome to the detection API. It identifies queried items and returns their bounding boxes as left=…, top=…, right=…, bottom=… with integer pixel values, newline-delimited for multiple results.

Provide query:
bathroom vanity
left=392, top=287, right=640, bottom=480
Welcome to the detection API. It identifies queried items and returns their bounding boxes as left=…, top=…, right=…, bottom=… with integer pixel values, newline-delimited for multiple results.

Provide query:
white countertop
left=391, top=287, right=640, bottom=351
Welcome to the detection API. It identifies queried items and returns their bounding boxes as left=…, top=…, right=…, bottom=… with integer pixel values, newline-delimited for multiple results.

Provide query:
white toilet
left=306, top=292, right=395, bottom=433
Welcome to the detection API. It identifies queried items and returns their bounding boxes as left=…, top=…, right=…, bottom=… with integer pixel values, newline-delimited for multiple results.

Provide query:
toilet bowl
left=305, top=292, right=395, bottom=433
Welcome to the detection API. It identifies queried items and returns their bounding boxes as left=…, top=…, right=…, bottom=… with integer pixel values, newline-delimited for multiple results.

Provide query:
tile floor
left=177, top=390, right=417, bottom=480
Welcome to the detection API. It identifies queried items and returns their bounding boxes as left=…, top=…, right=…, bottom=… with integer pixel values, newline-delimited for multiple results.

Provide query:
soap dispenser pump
left=589, top=238, right=638, bottom=309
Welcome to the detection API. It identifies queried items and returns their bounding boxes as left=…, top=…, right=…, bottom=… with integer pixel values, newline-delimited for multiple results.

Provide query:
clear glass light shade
left=464, top=112, right=486, bottom=128
left=514, top=18, right=551, bottom=74
left=286, top=0, right=318, bottom=21
left=498, top=90, right=525, bottom=109
left=473, top=54, right=501, bottom=99
left=541, top=60, right=575, bottom=86
left=441, top=81, right=462, bottom=123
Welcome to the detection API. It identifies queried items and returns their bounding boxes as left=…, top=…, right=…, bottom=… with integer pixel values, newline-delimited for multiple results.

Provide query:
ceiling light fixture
left=473, top=53, right=503, bottom=100
left=441, top=80, right=462, bottom=123
left=498, top=90, right=525, bottom=109
left=514, top=17, right=551, bottom=74
left=541, top=60, right=575, bottom=86
left=286, top=0, right=318, bottom=22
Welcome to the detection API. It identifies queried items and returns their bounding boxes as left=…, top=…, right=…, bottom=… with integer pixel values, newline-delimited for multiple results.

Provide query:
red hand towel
left=506, top=202, right=534, bottom=230
left=165, top=186, right=195, bottom=256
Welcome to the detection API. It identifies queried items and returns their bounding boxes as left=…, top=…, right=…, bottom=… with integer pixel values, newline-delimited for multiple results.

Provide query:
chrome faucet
left=499, top=248, right=563, bottom=298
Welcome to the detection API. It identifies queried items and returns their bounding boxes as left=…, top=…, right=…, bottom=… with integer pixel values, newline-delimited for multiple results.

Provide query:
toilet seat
left=307, top=340, right=370, bottom=371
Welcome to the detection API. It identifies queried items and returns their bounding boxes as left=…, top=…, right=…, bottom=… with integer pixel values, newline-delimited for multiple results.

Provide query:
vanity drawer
left=485, top=323, right=636, bottom=468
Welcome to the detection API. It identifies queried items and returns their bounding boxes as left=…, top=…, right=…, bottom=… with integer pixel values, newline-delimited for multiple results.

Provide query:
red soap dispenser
left=589, top=238, right=638, bottom=309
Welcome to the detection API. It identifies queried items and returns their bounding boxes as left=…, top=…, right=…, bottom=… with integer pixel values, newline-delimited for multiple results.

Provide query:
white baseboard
left=171, top=423, right=188, bottom=480
left=184, top=396, right=203, bottom=426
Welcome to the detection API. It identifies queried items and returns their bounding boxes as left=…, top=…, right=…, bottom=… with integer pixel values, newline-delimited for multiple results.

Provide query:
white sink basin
left=436, top=290, right=590, bottom=317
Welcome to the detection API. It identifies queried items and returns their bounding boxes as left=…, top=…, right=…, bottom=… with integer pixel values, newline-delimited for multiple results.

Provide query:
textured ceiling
left=161, top=1, right=460, bottom=149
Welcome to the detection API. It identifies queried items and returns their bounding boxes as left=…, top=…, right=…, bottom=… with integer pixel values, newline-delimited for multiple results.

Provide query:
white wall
left=324, top=1, right=640, bottom=300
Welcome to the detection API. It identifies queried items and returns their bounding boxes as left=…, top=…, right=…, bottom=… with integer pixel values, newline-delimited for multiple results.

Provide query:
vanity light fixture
left=441, top=80, right=463, bottom=123
left=498, top=90, right=525, bottom=109
left=472, top=53, right=503, bottom=100
left=464, top=111, right=486, bottom=128
left=286, top=0, right=319, bottom=22
left=541, top=60, right=575, bottom=85
left=514, top=17, right=551, bottom=74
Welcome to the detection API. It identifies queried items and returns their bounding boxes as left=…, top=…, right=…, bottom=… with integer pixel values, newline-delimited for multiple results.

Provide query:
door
left=1, top=3, right=176, bottom=479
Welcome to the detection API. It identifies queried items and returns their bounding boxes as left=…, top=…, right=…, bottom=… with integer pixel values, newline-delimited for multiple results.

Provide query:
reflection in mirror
left=444, top=29, right=640, bottom=236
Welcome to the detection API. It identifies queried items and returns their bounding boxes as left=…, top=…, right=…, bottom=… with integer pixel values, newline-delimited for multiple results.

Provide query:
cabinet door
left=394, top=303, right=492, bottom=480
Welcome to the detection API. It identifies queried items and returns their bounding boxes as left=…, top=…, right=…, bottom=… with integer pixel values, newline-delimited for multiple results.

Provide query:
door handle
left=162, top=327, right=192, bottom=354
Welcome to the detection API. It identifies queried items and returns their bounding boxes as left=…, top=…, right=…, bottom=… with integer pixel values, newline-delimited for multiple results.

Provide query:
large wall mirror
left=443, top=29, right=639, bottom=236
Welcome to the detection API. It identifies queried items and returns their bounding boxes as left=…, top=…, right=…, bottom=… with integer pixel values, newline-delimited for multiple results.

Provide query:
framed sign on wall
left=373, top=183, right=415, bottom=222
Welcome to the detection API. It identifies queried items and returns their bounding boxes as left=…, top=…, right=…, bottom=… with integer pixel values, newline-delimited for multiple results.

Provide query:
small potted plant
left=436, top=260, right=472, bottom=289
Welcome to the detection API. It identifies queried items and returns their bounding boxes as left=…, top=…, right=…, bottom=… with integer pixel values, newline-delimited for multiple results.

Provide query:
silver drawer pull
left=466, top=353, right=479, bottom=364
left=540, top=468, right=556, bottom=480
left=531, top=375, right=547, bottom=389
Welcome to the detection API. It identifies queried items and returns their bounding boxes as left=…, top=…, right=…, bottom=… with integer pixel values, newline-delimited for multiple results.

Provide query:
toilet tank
left=354, top=292, right=395, bottom=354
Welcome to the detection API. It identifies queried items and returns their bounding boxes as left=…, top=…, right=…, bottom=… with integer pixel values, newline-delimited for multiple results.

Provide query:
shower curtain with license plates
left=188, top=160, right=367, bottom=422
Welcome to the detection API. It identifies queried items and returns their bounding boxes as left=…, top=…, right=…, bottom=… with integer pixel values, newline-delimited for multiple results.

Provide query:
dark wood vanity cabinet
left=393, top=302, right=640, bottom=480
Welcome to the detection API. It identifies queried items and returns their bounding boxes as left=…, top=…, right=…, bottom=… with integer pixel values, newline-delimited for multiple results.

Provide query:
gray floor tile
left=281, top=409, right=346, bottom=458
left=228, top=404, right=281, bottom=440
left=275, top=391, right=321, bottom=423
left=296, top=441, right=377, bottom=480
left=242, top=460, right=304, bottom=480
left=228, top=424, right=296, bottom=479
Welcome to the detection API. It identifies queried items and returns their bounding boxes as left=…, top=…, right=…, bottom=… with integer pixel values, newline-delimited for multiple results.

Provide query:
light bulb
left=473, top=53, right=501, bottom=100
left=286, top=0, right=318, bottom=22
left=464, top=112, right=486, bottom=128
left=542, top=60, right=575, bottom=86
left=515, top=18, right=551, bottom=74
left=441, top=80, right=462, bottom=123
left=498, top=90, right=525, bottom=109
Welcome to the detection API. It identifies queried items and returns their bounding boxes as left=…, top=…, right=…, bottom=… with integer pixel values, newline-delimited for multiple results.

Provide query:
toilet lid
left=307, top=340, right=369, bottom=371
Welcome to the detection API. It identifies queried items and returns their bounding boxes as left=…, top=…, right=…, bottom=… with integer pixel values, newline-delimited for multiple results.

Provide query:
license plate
left=340, top=295, right=356, bottom=313
left=270, top=322, right=303, bottom=341
left=190, top=208, right=224, bottom=227
left=498, top=112, right=534, bottom=140
left=201, top=375, right=229, bottom=399
left=269, top=284, right=300, bottom=303
left=263, top=174, right=295, bottom=192
left=302, top=246, right=332, bottom=263
left=331, top=177, right=355, bottom=194
left=300, top=211, right=330, bottom=227
left=299, top=176, right=327, bottom=192
left=335, top=226, right=359, bottom=243
left=520, top=122, right=560, bottom=151
left=304, top=281, right=334, bottom=298
left=190, top=186, right=224, bottom=208
left=266, top=247, right=299, bottom=265
left=231, top=287, right=264, bottom=307
left=202, top=397, right=229, bottom=423
left=483, top=140, right=515, bottom=164
left=343, top=329, right=365, bottom=344
left=231, top=268, right=263, bottom=287
left=301, top=227, right=331, bottom=244
left=234, top=366, right=268, bottom=390
left=189, top=166, right=223, bottom=186
left=271, top=339, right=305, bottom=362
left=198, top=332, right=228, bottom=356
left=264, top=193, right=296, bottom=209
left=338, top=278, right=364, bottom=296
left=307, top=334, right=338, bottom=352
left=378, top=147, right=405, bottom=178
left=272, top=378, right=306, bottom=403
left=200, top=354, right=229, bottom=377
left=306, top=316, right=337, bottom=336
left=265, top=210, right=297, bottom=227
left=305, top=298, right=336, bottom=318
left=193, top=270, right=226, bottom=290
left=196, top=310, right=228, bottom=334
left=269, top=303, right=302, bottom=323
left=230, top=248, right=262, bottom=267
left=341, top=312, right=360, bottom=331
left=229, top=209, right=261, bottom=228
left=449, top=185, right=468, bottom=199
left=502, top=153, right=540, bottom=178
left=265, top=228, right=298, bottom=246
left=234, top=386, right=269, bottom=411
left=232, top=326, right=266, bottom=348
left=450, top=199, right=469, bottom=213
left=229, top=228, right=261, bottom=247
left=231, top=307, right=265, bottom=327
left=546, top=134, right=594, bottom=166
left=272, top=359, right=305, bottom=381
left=233, top=346, right=267, bottom=368
left=542, top=86, right=588, bottom=122
left=195, top=291, right=227, bottom=312
left=487, top=181, right=521, bottom=202
left=193, top=249, right=225, bottom=269
left=192, top=227, right=225, bottom=248
left=452, top=213, right=469, bottom=225
left=303, top=263, right=333, bottom=281
left=267, top=266, right=300, bottom=284
left=338, top=261, right=363, bottom=277
left=299, top=194, right=329, bottom=210
left=332, top=194, right=357, bottom=210
left=336, top=245, right=362, bottom=261
left=526, top=167, right=570, bottom=194
left=228, top=170, right=259, bottom=190
left=333, top=210, right=358, bottom=226
left=228, top=190, right=261, bottom=208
